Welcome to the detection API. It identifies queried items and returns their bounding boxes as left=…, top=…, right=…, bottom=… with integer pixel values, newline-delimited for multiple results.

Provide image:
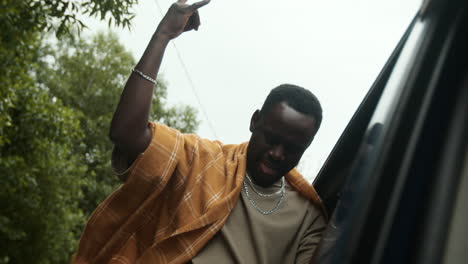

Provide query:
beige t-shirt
left=191, top=177, right=326, bottom=264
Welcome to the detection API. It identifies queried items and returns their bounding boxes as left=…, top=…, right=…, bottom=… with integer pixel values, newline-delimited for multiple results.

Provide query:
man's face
left=246, top=102, right=317, bottom=187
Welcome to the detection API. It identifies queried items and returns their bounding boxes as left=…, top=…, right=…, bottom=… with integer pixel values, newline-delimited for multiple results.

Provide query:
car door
left=311, top=0, right=468, bottom=263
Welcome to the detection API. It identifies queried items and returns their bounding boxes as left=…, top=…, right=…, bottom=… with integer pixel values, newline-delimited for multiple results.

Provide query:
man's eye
left=264, top=133, right=276, bottom=145
left=287, top=145, right=303, bottom=153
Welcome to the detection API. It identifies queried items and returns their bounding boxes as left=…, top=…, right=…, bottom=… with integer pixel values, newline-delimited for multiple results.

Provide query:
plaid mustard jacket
left=73, top=122, right=326, bottom=264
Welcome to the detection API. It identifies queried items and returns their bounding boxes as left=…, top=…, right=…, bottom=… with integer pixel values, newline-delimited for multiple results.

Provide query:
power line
left=152, top=0, right=218, bottom=139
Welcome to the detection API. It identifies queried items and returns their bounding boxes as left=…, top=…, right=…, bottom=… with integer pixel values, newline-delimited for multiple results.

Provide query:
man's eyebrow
left=263, top=128, right=305, bottom=150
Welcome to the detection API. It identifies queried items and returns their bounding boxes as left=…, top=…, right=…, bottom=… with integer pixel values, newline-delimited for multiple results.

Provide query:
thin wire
left=153, top=0, right=218, bottom=139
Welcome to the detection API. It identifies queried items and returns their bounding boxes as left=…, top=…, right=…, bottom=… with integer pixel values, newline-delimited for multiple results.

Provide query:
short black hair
left=260, top=84, right=323, bottom=131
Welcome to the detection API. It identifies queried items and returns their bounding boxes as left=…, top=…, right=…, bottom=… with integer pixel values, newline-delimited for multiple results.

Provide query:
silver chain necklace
left=243, top=176, right=285, bottom=215
left=245, top=174, right=284, bottom=197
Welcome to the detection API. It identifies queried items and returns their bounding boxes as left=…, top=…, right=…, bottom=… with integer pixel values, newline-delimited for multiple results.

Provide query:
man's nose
left=269, top=144, right=286, bottom=161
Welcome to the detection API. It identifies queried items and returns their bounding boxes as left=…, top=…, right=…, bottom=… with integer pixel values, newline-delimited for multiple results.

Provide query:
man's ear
left=250, top=110, right=261, bottom=132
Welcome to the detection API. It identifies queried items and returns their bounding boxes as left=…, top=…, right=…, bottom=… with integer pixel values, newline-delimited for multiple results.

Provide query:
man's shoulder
left=286, top=170, right=328, bottom=220
left=286, top=181, right=322, bottom=212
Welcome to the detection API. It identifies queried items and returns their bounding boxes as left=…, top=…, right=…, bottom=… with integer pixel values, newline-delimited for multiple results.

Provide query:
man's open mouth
left=260, top=162, right=280, bottom=176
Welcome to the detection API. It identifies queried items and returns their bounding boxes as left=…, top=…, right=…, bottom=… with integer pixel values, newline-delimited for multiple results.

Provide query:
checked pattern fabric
left=73, top=122, right=325, bottom=264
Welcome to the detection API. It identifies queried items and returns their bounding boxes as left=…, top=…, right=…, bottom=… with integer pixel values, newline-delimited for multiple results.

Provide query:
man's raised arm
left=109, top=0, right=210, bottom=172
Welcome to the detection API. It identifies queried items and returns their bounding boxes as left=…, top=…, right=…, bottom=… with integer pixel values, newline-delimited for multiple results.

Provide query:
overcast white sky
left=84, top=0, right=422, bottom=182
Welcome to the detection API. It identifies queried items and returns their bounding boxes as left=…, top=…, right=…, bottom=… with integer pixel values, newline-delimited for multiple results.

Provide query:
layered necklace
left=243, top=174, right=285, bottom=215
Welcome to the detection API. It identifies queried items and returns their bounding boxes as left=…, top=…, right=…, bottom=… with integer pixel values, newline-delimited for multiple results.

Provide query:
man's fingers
left=183, top=11, right=200, bottom=32
left=192, top=10, right=201, bottom=30
left=189, top=0, right=210, bottom=10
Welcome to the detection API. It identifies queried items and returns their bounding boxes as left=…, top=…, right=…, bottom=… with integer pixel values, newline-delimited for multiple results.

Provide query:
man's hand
left=110, top=0, right=210, bottom=175
left=156, top=0, right=211, bottom=40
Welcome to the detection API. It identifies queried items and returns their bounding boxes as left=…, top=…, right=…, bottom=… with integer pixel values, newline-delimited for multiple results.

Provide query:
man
left=73, top=0, right=327, bottom=263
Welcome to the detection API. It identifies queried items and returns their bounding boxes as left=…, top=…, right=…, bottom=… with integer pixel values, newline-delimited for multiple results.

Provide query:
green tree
left=0, top=76, right=87, bottom=263
left=1, top=1, right=199, bottom=263
left=1, top=1, right=140, bottom=262
left=1, top=0, right=137, bottom=39
left=1, top=0, right=138, bottom=149
left=37, top=31, right=200, bottom=217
